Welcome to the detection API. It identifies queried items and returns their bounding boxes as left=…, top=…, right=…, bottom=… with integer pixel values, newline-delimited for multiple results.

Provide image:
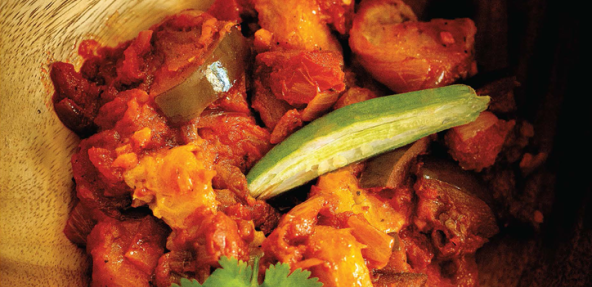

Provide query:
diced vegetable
left=154, top=27, right=249, bottom=122
left=414, top=157, right=499, bottom=258
left=444, top=111, right=515, bottom=171
left=372, top=271, right=428, bottom=287
left=417, top=156, right=493, bottom=204
left=349, top=0, right=477, bottom=93
left=304, top=225, right=372, bottom=287
left=346, top=215, right=395, bottom=269
left=247, top=84, right=490, bottom=199
left=359, top=136, right=432, bottom=189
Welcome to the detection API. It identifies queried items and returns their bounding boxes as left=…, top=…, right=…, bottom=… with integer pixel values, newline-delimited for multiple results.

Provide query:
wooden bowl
left=0, top=0, right=586, bottom=286
left=0, top=1, right=214, bottom=285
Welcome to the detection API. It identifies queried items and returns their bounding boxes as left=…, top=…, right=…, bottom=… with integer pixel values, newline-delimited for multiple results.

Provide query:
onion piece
left=154, top=26, right=249, bottom=122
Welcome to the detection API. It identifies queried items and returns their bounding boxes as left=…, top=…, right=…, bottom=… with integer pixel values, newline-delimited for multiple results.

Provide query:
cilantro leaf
left=203, top=256, right=254, bottom=287
left=262, top=262, right=322, bottom=287
left=171, top=256, right=323, bottom=287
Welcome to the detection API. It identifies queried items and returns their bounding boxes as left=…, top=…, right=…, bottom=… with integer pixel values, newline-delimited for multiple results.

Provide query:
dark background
left=405, top=0, right=589, bottom=285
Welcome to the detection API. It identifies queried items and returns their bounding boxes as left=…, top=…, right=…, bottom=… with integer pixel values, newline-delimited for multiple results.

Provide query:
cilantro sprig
left=171, top=256, right=323, bottom=287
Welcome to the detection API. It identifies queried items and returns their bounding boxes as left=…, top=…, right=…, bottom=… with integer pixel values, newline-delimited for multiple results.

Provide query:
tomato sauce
left=50, top=1, right=539, bottom=286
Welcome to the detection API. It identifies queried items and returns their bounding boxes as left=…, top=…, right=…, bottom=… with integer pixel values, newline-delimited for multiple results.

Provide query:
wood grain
left=0, top=0, right=213, bottom=285
left=0, top=0, right=583, bottom=286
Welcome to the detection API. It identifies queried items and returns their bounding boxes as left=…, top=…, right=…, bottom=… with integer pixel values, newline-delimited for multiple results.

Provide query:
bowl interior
left=0, top=1, right=213, bottom=285
left=1, top=0, right=585, bottom=286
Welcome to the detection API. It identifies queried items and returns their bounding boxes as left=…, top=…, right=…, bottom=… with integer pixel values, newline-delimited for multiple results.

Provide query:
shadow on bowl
left=0, top=0, right=587, bottom=286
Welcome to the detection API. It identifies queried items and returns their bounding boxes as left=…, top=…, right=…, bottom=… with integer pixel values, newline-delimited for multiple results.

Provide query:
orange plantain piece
left=312, top=167, right=406, bottom=233
left=253, top=0, right=342, bottom=52
left=346, top=214, right=395, bottom=269
left=124, top=142, right=218, bottom=229
left=304, top=225, right=373, bottom=287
